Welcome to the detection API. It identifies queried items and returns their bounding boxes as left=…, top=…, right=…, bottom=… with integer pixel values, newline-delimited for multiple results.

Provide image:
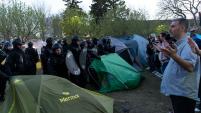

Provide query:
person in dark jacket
left=101, top=38, right=115, bottom=55
left=47, top=43, right=68, bottom=79
left=104, top=39, right=115, bottom=53
left=70, top=36, right=81, bottom=64
left=25, top=42, right=39, bottom=75
left=0, top=41, right=4, bottom=50
left=40, top=37, right=53, bottom=74
left=0, top=49, right=8, bottom=102
left=3, top=41, right=12, bottom=55
left=62, top=38, right=69, bottom=57
left=86, top=40, right=100, bottom=89
left=146, top=35, right=157, bottom=72
left=69, top=36, right=87, bottom=87
left=4, top=38, right=28, bottom=76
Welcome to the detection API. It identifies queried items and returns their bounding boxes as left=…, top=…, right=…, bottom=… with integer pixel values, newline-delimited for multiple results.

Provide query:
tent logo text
left=59, top=93, right=80, bottom=103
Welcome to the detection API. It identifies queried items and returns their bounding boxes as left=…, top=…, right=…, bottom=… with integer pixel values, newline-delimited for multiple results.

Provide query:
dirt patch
left=106, top=71, right=172, bottom=113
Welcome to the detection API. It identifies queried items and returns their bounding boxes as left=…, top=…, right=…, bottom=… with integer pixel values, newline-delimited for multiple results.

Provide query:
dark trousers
left=170, top=95, right=196, bottom=113
left=0, top=78, right=7, bottom=99
left=70, top=72, right=86, bottom=88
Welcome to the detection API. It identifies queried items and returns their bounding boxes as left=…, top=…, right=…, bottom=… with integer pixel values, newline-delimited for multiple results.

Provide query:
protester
left=153, top=32, right=170, bottom=73
left=161, top=18, right=200, bottom=113
left=147, top=33, right=161, bottom=72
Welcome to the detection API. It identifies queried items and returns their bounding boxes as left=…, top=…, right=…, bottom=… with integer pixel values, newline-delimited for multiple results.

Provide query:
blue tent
left=101, top=35, right=148, bottom=71
left=192, top=34, right=201, bottom=48
left=102, top=36, right=134, bottom=66
left=119, top=35, right=148, bottom=67
left=132, top=34, right=148, bottom=66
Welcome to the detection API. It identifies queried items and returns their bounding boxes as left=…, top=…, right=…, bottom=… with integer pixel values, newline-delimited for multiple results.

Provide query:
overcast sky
left=15, top=0, right=159, bottom=19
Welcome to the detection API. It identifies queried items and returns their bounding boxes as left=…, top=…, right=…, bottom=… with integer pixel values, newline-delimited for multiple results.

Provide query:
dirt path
left=106, top=71, right=172, bottom=113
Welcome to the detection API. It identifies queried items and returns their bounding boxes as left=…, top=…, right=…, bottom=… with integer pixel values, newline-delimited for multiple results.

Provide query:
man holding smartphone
left=161, top=18, right=200, bottom=113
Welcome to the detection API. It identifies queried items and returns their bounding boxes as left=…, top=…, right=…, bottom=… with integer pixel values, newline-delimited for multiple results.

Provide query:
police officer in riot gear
left=4, top=38, right=28, bottom=76
left=41, top=37, right=53, bottom=74
left=47, top=43, right=68, bottom=79
left=25, top=42, right=39, bottom=75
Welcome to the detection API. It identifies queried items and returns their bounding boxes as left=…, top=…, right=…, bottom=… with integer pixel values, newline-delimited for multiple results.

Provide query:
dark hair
left=165, top=34, right=176, bottom=43
left=160, top=32, right=167, bottom=38
left=165, top=34, right=171, bottom=40
left=173, top=18, right=188, bottom=32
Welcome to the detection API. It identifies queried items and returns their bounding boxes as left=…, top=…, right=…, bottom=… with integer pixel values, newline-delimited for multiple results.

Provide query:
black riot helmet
left=52, top=43, right=62, bottom=50
left=12, top=38, right=23, bottom=47
left=46, top=37, right=53, bottom=46
left=72, top=35, right=79, bottom=41
left=4, top=41, right=12, bottom=49
left=28, top=42, right=33, bottom=48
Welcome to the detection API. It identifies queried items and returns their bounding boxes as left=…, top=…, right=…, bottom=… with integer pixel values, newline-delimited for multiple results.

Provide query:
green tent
left=90, top=53, right=141, bottom=93
left=0, top=75, right=113, bottom=113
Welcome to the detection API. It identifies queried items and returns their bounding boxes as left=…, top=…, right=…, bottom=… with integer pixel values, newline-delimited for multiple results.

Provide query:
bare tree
left=0, top=0, right=50, bottom=40
left=0, top=4, right=13, bottom=39
left=51, top=15, right=63, bottom=38
left=158, top=0, right=201, bottom=26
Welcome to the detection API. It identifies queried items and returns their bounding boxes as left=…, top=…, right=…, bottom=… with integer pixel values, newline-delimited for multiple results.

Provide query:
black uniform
left=2, top=38, right=28, bottom=102
left=25, top=43, right=39, bottom=75
left=3, top=41, right=12, bottom=55
left=40, top=38, right=53, bottom=74
left=47, top=53, right=68, bottom=78
left=4, top=47, right=28, bottom=76
left=0, top=49, right=8, bottom=101
left=47, top=43, right=68, bottom=78
left=62, top=40, right=69, bottom=57
left=69, top=36, right=86, bottom=87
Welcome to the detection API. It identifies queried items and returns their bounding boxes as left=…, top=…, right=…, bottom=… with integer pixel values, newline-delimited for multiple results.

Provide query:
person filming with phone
left=160, top=18, right=200, bottom=113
